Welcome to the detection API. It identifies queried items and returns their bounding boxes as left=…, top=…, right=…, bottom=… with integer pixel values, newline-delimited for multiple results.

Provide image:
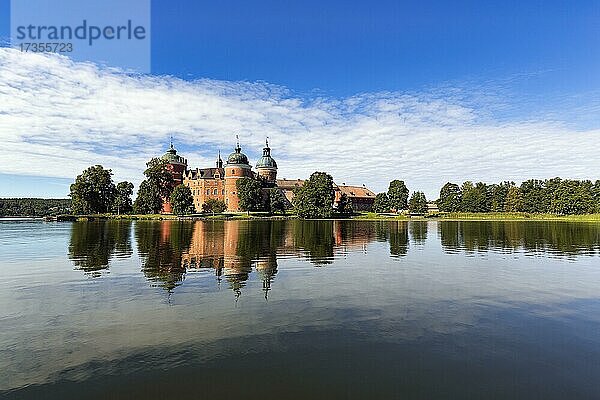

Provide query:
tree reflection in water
left=68, top=220, right=133, bottom=276
left=409, top=221, right=428, bottom=245
left=437, top=221, right=600, bottom=256
left=69, top=220, right=600, bottom=297
left=291, top=220, right=336, bottom=266
left=375, top=221, right=409, bottom=257
left=135, top=220, right=194, bottom=291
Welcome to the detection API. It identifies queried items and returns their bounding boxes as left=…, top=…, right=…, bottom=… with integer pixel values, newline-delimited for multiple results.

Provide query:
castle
left=159, top=138, right=376, bottom=213
left=160, top=138, right=279, bottom=213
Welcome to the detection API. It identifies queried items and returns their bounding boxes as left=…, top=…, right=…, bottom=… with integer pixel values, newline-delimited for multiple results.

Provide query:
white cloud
left=1, top=47, right=599, bottom=198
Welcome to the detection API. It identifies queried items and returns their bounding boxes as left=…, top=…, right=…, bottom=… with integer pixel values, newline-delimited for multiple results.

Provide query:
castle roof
left=335, top=185, right=376, bottom=199
left=186, top=167, right=225, bottom=179
left=256, top=138, right=277, bottom=169
left=161, top=142, right=187, bottom=165
left=227, top=140, right=249, bottom=166
left=276, top=179, right=305, bottom=190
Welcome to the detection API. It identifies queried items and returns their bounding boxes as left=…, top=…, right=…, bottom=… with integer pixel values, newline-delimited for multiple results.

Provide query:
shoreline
left=14, top=212, right=599, bottom=223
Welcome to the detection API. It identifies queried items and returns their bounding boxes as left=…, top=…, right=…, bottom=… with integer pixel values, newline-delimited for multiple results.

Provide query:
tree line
left=67, top=160, right=600, bottom=218
left=438, top=178, right=600, bottom=215
left=0, top=198, right=71, bottom=217
left=372, top=180, right=428, bottom=214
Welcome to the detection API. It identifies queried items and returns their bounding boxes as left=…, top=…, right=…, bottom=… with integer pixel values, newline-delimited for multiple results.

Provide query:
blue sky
left=149, top=0, right=600, bottom=96
left=1, top=0, right=600, bottom=197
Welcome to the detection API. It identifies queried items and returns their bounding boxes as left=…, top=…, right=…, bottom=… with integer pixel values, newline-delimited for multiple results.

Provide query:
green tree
left=460, top=181, right=488, bottom=212
left=544, top=177, right=563, bottom=206
left=144, top=158, right=175, bottom=199
left=133, top=157, right=177, bottom=215
left=593, top=180, right=600, bottom=213
left=520, top=179, right=549, bottom=213
left=336, top=193, right=353, bottom=215
left=408, top=191, right=428, bottom=214
left=236, top=177, right=264, bottom=213
left=504, top=186, right=524, bottom=212
left=437, top=182, right=462, bottom=212
left=269, top=188, right=287, bottom=214
left=70, top=165, right=116, bottom=214
left=550, top=179, right=594, bottom=215
left=112, top=181, right=134, bottom=214
left=203, top=198, right=227, bottom=215
left=170, top=184, right=194, bottom=216
left=372, top=192, right=391, bottom=213
left=134, top=179, right=163, bottom=214
left=293, top=171, right=335, bottom=219
left=488, top=181, right=513, bottom=212
left=388, top=180, right=409, bottom=211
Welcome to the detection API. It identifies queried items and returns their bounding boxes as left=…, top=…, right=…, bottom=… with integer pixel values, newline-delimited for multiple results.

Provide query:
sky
left=1, top=0, right=600, bottom=198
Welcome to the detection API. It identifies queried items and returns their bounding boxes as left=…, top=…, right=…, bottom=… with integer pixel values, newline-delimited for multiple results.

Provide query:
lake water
left=1, top=219, right=600, bottom=399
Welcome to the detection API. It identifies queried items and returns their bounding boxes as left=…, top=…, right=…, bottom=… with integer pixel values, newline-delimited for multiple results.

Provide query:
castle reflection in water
left=67, top=220, right=600, bottom=296
left=137, top=219, right=385, bottom=297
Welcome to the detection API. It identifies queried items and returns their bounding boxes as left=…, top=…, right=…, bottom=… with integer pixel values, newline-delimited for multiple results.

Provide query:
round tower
left=256, top=138, right=277, bottom=186
left=160, top=140, right=187, bottom=213
left=224, top=139, right=252, bottom=211
left=161, top=141, right=187, bottom=185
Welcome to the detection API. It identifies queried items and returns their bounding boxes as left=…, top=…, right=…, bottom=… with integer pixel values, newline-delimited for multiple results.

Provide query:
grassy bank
left=438, top=212, right=600, bottom=221
left=56, top=212, right=295, bottom=221
left=55, top=212, right=600, bottom=222
left=351, top=212, right=410, bottom=220
left=351, top=212, right=600, bottom=222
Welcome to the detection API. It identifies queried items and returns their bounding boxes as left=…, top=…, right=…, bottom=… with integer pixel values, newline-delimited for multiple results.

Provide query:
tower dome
left=227, top=142, right=249, bottom=165
left=256, top=138, right=277, bottom=169
left=256, top=138, right=277, bottom=184
left=161, top=141, right=186, bottom=165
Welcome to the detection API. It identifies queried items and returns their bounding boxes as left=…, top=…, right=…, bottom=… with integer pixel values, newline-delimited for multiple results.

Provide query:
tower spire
left=262, top=136, right=271, bottom=157
left=235, top=134, right=241, bottom=153
left=169, top=134, right=173, bottom=149
left=216, top=150, right=223, bottom=168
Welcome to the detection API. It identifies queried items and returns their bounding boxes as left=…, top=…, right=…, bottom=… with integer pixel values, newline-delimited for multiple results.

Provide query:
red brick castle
left=159, top=137, right=376, bottom=213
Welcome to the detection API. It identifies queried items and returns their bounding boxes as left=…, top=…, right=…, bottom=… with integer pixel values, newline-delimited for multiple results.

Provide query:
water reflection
left=410, top=221, right=428, bottom=245
left=437, top=221, right=600, bottom=256
left=67, top=220, right=600, bottom=293
left=375, top=221, right=409, bottom=257
left=135, top=221, right=194, bottom=291
left=68, top=221, right=132, bottom=275
left=7, top=219, right=600, bottom=398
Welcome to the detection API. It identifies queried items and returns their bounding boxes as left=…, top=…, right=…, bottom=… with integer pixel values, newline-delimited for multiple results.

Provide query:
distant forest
left=0, top=198, right=71, bottom=217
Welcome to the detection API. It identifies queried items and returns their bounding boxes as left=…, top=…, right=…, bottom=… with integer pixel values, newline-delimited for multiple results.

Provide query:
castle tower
left=224, top=137, right=253, bottom=211
left=216, top=150, right=223, bottom=169
left=256, top=137, right=277, bottom=186
left=160, top=139, right=187, bottom=213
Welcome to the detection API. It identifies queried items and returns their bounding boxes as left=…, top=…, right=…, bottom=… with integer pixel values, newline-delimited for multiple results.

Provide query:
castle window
left=213, top=189, right=218, bottom=195
left=222, top=189, right=225, bottom=195
left=206, top=189, right=210, bottom=195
